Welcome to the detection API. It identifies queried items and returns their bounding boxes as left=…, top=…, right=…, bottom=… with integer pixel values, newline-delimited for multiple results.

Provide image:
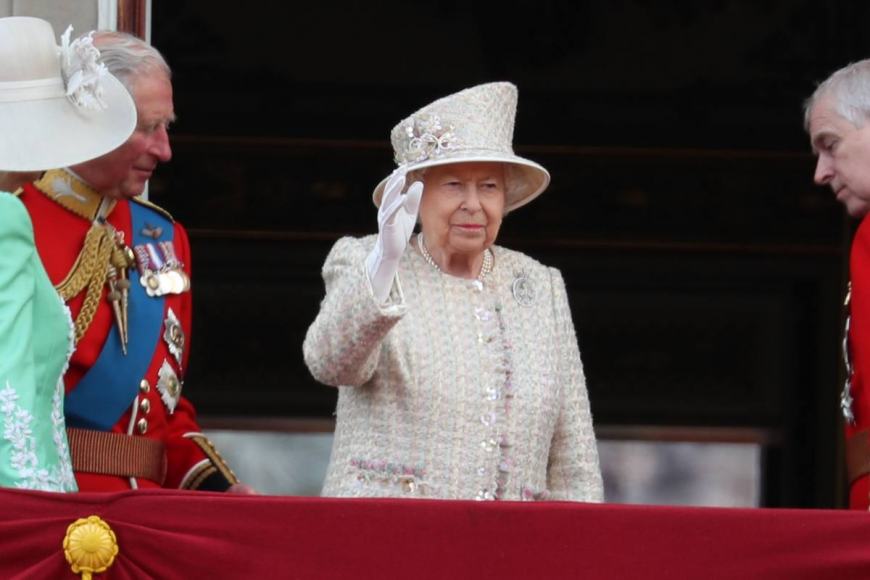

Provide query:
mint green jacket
left=0, top=192, right=76, bottom=491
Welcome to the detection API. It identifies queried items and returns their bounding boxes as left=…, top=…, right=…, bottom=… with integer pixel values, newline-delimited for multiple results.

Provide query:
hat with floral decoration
left=0, top=17, right=136, bottom=171
left=373, top=82, right=550, bottom=212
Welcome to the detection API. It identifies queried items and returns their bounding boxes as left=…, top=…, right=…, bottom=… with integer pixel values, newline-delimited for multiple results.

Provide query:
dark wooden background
left=148, top=0, right=870, bottom=507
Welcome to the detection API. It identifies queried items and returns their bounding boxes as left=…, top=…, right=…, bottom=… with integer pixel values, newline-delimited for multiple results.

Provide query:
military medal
left=141, top=223, right=163, bottom=239
left=146, top=243, right=165, bottom=272
left=156, top=359, right=182, bottom=413
left=842, top=296, right=856, bottom=425
left=163, top=308, right=185, bottom=367
left=166, top=270, right=185, bottom=295
left=159, top=241, right=177, bottom=265
left=842, top=380, right=856, bottom=425
left=144, top=272, right=161, bottom=295
left=135, top=244, right=160, bottom=296
left=157, top=272, right=173, bottom=296
left=133, top=241, right=189, bottom=296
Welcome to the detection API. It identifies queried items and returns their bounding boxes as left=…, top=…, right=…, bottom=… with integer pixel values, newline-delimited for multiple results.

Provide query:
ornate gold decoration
left=55, top=223, right=115, bottom=344
left=35, top=170, right=135, bottom=346
left=63, top=515, right=119, bottom=580
left=35, top=169, right=109, bottom=221
left=186, top=433, right=240, bottom=487
left=106, top=241, right=136, bottom=354
left=131, top=195, right=174, bottom=222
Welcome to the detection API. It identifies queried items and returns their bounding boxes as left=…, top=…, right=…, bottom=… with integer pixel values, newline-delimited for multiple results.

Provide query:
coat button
left=137, top=418, right=148, bottom=434
left=139, top=379, right=150, bottom=394
left=139, top=398, right=151, bottom=414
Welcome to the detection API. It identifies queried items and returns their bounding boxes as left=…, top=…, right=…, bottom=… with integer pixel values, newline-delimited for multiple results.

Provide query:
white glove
left=366, top=168, right=423, bottom=304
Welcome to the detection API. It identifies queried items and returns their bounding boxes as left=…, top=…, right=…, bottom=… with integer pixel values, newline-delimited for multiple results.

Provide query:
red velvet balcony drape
left=1, top=488, right=869, bottom=579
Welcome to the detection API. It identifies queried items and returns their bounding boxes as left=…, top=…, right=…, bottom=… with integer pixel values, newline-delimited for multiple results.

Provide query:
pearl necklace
left=417, top=233, right=493, bottom=281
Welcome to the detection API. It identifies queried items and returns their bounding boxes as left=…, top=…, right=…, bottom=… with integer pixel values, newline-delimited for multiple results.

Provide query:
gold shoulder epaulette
left=131, top=196, right=174, bottom=222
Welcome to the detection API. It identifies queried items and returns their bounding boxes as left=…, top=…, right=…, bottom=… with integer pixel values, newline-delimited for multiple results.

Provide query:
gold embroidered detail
left=185, top=433, right=240, bottom=486
left=185, top=464, right=218, bottom=490
left=131, top=195, right=174, bottom=222
left=36, top=170, right=135, bottom=345
left=55, top=224, right=113, bottom=343
left=35, top=169, right=113, bottom=220
left=106, top=244, right=136, bottom=353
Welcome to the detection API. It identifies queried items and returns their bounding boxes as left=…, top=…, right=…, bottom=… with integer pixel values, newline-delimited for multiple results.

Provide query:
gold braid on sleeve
left=186, top=434, right=240, bottom=486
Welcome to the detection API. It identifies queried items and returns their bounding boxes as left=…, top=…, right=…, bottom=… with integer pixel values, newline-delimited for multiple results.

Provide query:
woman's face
left=418, top=162, right=506, bottom=258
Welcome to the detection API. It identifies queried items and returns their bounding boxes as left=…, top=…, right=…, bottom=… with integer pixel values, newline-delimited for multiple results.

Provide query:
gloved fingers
left=380, top=193, right=406, bottom=227
left=403, top=181, right=424, bottom=221
left=379, top=169, right=407, bottom=218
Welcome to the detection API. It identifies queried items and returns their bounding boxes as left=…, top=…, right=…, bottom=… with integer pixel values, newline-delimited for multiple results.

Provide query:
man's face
left=808, top=93, right=870, bottom=218
left=73, top=71, right=175, bottom=199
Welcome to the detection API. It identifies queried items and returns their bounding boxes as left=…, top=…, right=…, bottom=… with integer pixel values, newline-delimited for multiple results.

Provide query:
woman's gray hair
left=804, top=58, right=870, bottom=130
left=90, top=31, right=171, bottom=93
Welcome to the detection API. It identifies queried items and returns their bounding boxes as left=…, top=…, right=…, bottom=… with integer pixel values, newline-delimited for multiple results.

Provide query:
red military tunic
left=846, top=217, right=870, bottom=509
left=19, top=170, right=236, bottom=492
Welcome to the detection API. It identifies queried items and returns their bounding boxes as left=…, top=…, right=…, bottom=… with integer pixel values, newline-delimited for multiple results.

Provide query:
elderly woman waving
left=304, top=82, right=603, bottom=502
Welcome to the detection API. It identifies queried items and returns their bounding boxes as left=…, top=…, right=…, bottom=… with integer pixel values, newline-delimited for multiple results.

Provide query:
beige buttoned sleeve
left=303, top=236, right=407, bottom=388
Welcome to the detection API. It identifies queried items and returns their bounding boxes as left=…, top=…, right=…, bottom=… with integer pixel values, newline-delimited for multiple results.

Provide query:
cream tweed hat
left=0, top=17, right=136, bottom=171
left=373, top=82, right=550, bottom=212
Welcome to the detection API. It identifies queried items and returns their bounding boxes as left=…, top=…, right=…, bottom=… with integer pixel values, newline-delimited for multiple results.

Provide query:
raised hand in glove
left=366, top=168, right=424, bottom=304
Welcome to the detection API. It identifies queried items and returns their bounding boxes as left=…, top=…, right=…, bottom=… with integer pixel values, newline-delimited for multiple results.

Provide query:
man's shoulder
left=130, top=195, right=175, bottom=223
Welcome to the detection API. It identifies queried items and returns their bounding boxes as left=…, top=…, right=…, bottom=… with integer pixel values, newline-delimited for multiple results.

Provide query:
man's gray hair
left=90, top=30, right=171, bottom=93
left=804, top=58, right=870, bottom=130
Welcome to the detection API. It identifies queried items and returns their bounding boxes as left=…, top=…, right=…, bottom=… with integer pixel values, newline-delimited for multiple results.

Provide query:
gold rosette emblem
left=63, top=515, right=119, bottom=579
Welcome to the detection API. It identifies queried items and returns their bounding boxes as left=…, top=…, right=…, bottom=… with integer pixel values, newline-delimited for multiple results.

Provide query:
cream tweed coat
left=304, top=235, right=603, bottom=502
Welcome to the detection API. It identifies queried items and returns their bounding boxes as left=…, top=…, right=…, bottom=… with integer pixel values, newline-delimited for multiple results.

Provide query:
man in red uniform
left=806, top=58, right=870, bottom=509
left=18, top=31, right=245, bottom=492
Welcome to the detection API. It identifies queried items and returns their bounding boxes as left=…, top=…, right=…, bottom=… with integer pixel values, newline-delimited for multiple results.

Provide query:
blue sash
left=64, top=202, right=172, bottom=430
